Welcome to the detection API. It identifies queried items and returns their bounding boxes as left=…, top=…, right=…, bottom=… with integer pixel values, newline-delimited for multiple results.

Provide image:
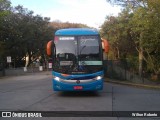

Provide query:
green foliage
left=0, top=5, right=53, bottom=67
left=103, top=0, right=160, bottom=75
left=130, top=0, right=160, bottom=74
left=0, top=0, right=11, bottom=60
left=0, top=1, right=89, bottom=67
left=0, top=0, right=10, bottom=8
left=100, top=9, right=136, bottom=60
left=126, top=55, right=139, bottom=72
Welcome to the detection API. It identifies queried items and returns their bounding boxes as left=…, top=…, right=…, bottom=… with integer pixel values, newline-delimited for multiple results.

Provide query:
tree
left=0, top=0, right=11, bottom=61
left=0, top=4, right=54, bottom=67
left=101, top=9, right=136, bottom=60
left=11, top=5, right=54, bottom=67
left=105, top=0, right=160, bottom=78
left=106, top=0, right=148, bottom=8
left=130, top=0, right=160, bottom=75
left=49, top=21, right=89, bottom=30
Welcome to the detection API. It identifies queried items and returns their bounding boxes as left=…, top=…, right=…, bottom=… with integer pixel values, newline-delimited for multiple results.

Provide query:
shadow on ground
left=57, top=91, right=101, bottom=97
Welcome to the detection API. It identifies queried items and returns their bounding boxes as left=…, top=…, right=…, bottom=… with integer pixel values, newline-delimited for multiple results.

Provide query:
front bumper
left=52, top=71, right=104, bottom=91
left=53, top=79, right=103, bottom=91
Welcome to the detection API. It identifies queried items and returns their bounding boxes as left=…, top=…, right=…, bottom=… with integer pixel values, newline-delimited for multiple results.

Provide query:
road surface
left=0, top=72, right=160, bottom=120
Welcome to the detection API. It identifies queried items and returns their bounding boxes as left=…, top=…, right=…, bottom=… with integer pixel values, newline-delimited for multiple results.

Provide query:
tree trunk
left=139, top=47, right=143, bottom=77
left=116, top=47, right=120, bottom=59
left=25, top=54, right=29, bottom=67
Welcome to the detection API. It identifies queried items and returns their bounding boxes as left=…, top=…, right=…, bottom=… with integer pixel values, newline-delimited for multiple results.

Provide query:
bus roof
left=55, top=28, right=99, bottom=36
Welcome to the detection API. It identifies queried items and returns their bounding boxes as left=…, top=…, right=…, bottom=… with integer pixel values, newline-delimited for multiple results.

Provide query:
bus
left=47, top=28, right=108, bottom=91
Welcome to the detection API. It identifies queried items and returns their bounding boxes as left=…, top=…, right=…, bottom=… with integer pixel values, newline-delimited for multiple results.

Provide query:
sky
left=10, top=0, right=121, bottom=28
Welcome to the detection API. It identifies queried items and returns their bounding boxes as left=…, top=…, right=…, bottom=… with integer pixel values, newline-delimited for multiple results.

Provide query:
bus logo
left=76, top=80, right=80, bottom=84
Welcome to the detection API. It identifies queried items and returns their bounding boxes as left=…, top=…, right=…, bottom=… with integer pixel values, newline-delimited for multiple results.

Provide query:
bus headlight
left=54, top=76, right=60, bottom=81
left=95, top=75, right=103, bottom=80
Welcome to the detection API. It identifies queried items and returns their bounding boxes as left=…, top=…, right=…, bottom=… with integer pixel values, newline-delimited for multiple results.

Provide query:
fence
left=1, top=60, right=159, bottom=85
left=104, top=60, right=159, bottom=85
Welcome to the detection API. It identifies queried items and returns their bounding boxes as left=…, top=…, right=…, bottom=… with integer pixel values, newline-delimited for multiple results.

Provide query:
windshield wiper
left=78, top=46, right=93, bottom=72
left=79, top=45, right=86, bottom=65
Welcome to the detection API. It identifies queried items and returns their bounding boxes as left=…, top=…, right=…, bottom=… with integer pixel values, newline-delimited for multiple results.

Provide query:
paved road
left=0, top=72, right=160, bottom=120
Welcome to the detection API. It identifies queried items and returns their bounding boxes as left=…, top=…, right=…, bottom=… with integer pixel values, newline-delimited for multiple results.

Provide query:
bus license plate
left=74, top=86, right=83, bottom=90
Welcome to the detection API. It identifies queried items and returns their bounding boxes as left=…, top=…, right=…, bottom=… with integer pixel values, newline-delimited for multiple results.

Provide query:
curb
left=105, top=79, right=160, bottom=90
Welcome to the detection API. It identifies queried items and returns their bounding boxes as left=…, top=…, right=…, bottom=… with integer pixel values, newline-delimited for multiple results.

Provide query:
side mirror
left=101, top=38, right=109, bottom=53
left=46, top=40, right=53, bottom=56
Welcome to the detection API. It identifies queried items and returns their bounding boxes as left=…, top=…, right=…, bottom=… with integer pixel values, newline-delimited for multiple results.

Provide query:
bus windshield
left=53, top=35, right=103, bottom=74
left=78, top=36, right=100, bottom=61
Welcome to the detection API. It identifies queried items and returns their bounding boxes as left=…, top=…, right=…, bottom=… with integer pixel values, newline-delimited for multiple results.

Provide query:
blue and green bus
left=47, top=28, right=104, bottom=91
